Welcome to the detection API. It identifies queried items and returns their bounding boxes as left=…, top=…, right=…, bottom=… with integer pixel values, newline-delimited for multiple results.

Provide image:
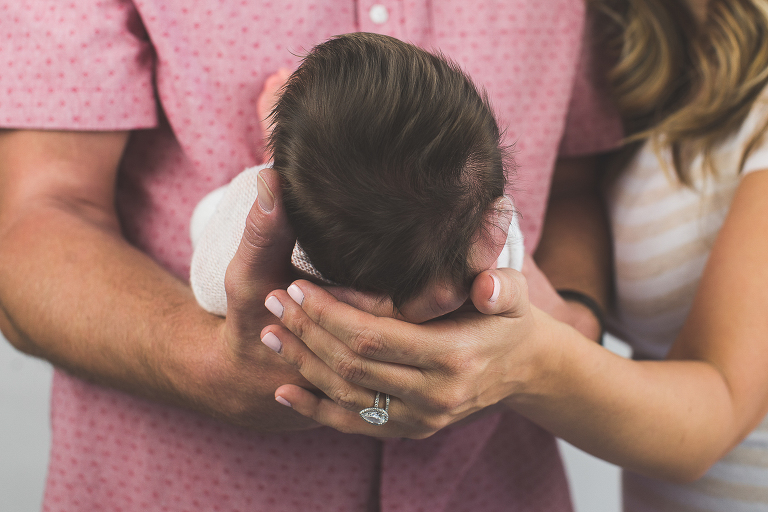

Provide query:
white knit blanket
left=190, top=164, right=524, bottom=316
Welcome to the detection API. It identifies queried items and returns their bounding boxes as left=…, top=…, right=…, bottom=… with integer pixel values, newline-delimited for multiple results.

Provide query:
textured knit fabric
left=608, top=89, right=768, bottom=512
left=189, top=164, right=525, bottom=316
left=1, top=1, right=620, bottom=511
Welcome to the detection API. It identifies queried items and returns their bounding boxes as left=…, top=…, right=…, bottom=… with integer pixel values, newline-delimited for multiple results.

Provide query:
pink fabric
left=1, top=1, right=620, bottom=511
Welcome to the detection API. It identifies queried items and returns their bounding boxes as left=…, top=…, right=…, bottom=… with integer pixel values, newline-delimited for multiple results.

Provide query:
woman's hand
left=260, top=268, right=554, bottom=438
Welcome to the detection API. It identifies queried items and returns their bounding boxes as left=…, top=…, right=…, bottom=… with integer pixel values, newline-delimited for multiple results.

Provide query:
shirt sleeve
left=0, top=0, right=157, bottom=130
left=743, top=145, right=768, bottom=175
left=558, top=13, right=623, bottom=157
left=741, top=93, right=768, bottom=175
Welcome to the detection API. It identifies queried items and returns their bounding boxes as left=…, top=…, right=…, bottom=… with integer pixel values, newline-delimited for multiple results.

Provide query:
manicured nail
left=287, top=283, right=304, bottom=305
left=275, top=395, right=292, bottom=408
left=489, top=274, right=500, bottom=303
left=265, top=295, right=284, bottom=318
left=261, top=331, right=283, bottom=354
left=257, top=171, right=275, bottom=213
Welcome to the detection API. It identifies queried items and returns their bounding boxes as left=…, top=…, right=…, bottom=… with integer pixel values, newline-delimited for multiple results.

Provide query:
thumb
left=226, top=167, right=295, bottom=303
left=469, top=267, right=530, bottom=318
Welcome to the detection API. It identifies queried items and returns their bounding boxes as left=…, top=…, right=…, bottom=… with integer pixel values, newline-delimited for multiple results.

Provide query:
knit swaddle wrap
left=190, top=164, right=524, bottom=316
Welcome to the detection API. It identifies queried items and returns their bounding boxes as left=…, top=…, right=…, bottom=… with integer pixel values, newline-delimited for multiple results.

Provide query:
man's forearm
left=0, top=128, right=314, bottom=431
left=536, top=155, right=611, bottom=306
left=533, top=155, right=611, bottom=339
left=0, top=205, right=313, bottom=430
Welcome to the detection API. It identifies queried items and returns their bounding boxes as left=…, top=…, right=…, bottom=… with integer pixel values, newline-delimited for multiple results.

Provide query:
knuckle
left=411, top=415, right=448, bottom=437
left=287, top=312, right=311, bottom=340
left=431, top=286, right=463, bottom=317
left=223, top=265, right=249, bottom=306
left=430, top=388, right=465, bottom=414
left=438, top=350, right=467, bottom=374
left=310, top=295, right=332, bottom=324
left=334, top=351, right=367, bottom=382
left=289, top=347, right=310, bottom=371
left=349, top=326, right=384, bottom=358
left=328, top=386, right=359, bottom=411
left=241, top=210, right=272, bottom=249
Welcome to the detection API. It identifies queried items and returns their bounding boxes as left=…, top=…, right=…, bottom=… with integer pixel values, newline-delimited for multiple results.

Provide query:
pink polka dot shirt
left=0, top=1, right=620, bottom=511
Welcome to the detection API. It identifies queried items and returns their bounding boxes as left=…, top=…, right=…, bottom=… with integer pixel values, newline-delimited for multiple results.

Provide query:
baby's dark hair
left=268, top=32, right=508, bottom=309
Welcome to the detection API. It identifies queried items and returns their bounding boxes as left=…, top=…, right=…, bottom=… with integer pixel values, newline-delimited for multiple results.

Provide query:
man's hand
left=0, top=130, right=316, bottom=432
left=209, top=167, right=320, bottom=429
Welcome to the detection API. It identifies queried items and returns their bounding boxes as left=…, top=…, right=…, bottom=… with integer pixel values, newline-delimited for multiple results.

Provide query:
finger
left=281, top=281, right=449, bottom=367
left=224, top=168, right=296, bottom=338
left=264, top=289, right=427, bottom=393
left=226, top=167, right=295, bottom=297
left=261, top=321, right=392, bottom=413
left=274, top=384, right=404, bottom=437
left=469, top=267, right=530, bottom=318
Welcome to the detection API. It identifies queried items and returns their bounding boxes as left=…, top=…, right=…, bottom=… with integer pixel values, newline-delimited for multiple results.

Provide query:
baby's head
left=268, top=33, right=511, bottom=311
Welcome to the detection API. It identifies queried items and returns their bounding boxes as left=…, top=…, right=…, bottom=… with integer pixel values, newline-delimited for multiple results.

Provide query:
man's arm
left=531, top=155, right=611, bottom=341
left=0, top=129, right=316, bottom=431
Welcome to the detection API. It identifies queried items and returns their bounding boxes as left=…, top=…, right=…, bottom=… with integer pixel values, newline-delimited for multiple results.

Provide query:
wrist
left=501, top=305, right=568, bottom=408
left=555, top=289, right=604, bottom=343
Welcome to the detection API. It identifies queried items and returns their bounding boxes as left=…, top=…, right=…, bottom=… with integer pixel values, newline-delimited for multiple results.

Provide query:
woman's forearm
left=505, top=308, right=734, bottom=482
left=0, top=203, right=313, bottom=429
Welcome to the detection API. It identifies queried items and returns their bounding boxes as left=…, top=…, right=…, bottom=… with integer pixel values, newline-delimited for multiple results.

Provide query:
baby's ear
left=487, top=195, right=515, bottom=249
left=258, top=68, right=292, bottom=162
left=469, top=196, right=515, bottom=271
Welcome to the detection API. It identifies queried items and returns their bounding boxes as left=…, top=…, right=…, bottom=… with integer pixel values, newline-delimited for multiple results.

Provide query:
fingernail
left=265, top=295, right=284, bottom=318
left=257, top=171, right=275, bottom=213
left=287, top=283, right=304, bottom=305
left=489, top=274, right=500, bottom=303
left=275, top=395, right=292, bottom=408
left=261, top=331, right=283, bottom=354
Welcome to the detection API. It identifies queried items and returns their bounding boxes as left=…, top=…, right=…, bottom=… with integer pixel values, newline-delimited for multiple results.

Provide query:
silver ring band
left=359, top=391, right=390, bottom=425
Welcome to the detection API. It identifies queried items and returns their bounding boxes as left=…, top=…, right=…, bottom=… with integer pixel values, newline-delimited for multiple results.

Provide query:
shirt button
left=369, top=4, right=389, bottom=25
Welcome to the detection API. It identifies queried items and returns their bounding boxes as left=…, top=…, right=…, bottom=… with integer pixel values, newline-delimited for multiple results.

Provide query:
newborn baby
left=190, top=33, right=523, bottom=317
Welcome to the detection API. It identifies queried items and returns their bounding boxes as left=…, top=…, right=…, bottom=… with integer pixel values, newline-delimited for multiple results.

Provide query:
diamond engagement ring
left=359, top=391, right=390, bottom=425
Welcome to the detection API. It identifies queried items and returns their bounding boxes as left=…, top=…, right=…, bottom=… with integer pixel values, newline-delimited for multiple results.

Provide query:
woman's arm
left=258, top=169, right=768, bottom=481
left=0, top=129, right=317, bottom=431
left=509, top=170, right=768, bottom=480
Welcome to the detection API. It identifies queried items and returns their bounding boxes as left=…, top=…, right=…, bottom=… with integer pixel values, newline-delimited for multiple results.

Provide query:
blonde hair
left=592, top=0, right=768, bottom=183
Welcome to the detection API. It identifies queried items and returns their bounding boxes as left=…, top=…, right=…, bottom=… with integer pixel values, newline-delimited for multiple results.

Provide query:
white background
left=0, top=334, right=629, bottom=512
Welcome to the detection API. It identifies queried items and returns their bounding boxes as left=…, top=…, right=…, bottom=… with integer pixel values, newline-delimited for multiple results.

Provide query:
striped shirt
left=607, top=90, right=768, bottom=511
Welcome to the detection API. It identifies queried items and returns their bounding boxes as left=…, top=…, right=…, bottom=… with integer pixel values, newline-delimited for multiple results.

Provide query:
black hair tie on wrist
left=556, top=289, right=605, bottom=345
